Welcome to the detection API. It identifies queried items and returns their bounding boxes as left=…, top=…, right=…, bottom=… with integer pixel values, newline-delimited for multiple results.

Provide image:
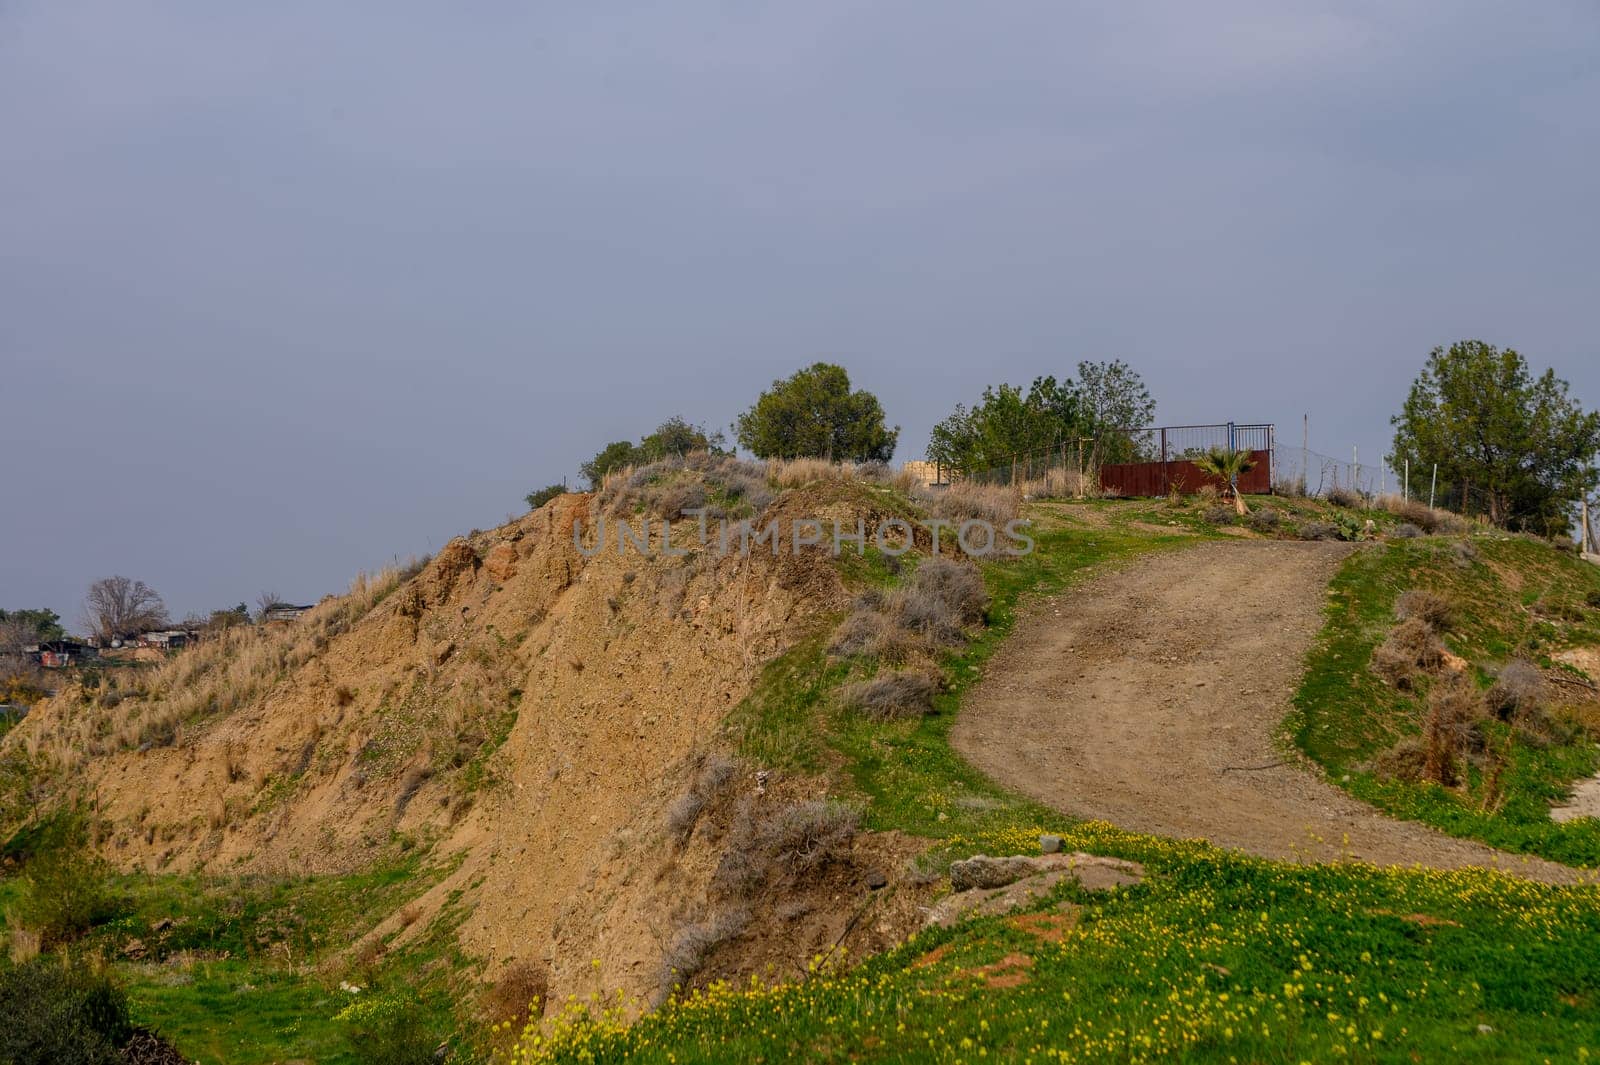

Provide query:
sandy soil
left=953, top=539, right=1586, bottom=884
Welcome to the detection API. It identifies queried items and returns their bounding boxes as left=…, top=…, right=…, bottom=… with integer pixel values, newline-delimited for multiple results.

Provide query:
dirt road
left=953, top=540, right=1583, bottom=884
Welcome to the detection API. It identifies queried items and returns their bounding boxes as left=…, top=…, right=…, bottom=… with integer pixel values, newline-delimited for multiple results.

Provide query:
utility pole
left=1429, top=464, right=1438, bottom=511
left=1302, top=414, right=1309, bottom=494
left=1404, top=459, right=1409, bottom=501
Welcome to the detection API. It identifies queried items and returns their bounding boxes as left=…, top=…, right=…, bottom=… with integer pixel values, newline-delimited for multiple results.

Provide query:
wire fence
left=940, top=425, right=1517, bottom=524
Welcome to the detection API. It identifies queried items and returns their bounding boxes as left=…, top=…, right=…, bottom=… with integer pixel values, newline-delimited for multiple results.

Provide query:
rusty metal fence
left=958, top=422, right=1276, bottom=497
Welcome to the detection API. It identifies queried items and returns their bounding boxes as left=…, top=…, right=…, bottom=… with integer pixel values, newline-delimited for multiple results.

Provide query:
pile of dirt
left=4, top=481, right=925, bottom=1007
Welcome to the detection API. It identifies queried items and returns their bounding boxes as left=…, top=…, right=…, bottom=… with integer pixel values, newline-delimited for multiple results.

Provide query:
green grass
left=520, top=825, right=1600, bottom=1064
left=1289, top=533, right=1600, bottom=866
left=1, top=854, right=472, bottom=1065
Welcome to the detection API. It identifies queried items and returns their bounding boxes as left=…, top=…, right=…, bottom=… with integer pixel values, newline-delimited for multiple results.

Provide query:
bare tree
left=0, top=618, right=33, bottom=674
left=83, top=576, right=168, bottom=640
left=255, top=589, right=284, bottom=621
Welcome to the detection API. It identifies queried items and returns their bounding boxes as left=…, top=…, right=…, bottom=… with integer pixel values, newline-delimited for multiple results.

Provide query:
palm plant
left=1194, top=446, right=1257, bottom=515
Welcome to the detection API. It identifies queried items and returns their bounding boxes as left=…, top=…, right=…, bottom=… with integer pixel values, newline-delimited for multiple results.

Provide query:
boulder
left=948, top=852, right=1143, bottom=893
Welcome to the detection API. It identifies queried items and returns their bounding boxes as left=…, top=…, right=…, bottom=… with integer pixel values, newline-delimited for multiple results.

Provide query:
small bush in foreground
left=919, top=481, right=1020, bottom=526
left=1246, top=508, right=1280, bottom=533
left=1422, top=673, right=1487, bottom=785
left=1390, top=522, right=1423, bottom=539
left=0, top=957, right=131, bottom=1065
left=336, top=990, right=443, bottom=1065
left=840, top=671, right=939, bottom=720
left=1202, top=505, right=1235, bottom=526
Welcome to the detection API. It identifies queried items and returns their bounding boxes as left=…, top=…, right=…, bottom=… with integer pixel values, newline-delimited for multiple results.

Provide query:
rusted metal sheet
left=1099, top=449, right=1272, bottom=498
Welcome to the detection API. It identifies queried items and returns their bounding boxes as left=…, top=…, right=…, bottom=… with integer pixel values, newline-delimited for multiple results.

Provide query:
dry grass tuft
left=666, top=753, right=739, bottom=845
left=1395, top=590, right=1453, bottom=630
left=1487, top=659, right=1545, bottom=722
left=1325, top=485, right=1362, bottom=508
left=840, top=671, right=940, bottom=721
left=1376, top=494, right=1467, bottom=534
left=1371, top=617, right=1446, bottom=690
left=915, top=482, right=1020, bottom=526
left=1422, top=674, right=1487, bottom=786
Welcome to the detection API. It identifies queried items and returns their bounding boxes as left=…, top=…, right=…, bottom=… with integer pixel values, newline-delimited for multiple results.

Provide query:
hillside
left=6, top=475, right=1600, bottom=1063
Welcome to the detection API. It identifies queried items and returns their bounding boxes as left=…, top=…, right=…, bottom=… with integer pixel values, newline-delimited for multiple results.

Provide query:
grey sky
left=3, top=2, right=1597, bottom=626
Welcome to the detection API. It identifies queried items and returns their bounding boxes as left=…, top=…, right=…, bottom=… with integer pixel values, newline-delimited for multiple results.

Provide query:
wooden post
left=1582, top=499, right=1590, bottom=554
left=1429, top=464, right=1437, bottom=510
left=1404, top=459, right=1409, bottom=501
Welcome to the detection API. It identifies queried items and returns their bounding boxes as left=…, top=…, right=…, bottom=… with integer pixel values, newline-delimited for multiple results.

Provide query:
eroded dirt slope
left=952, top=540, right=1582, bottom=884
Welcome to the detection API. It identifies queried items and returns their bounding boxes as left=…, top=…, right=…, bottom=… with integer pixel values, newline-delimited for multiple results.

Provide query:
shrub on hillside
left=482, top=960, right=550, bottom=1035
left=893, top=557, right=988, bottom=644
left=1298, top=521, right=1344, bottom=542
left=524, top=484, right=566, bottom=511
left=1395, top=590, right=1453, bottom=630
left=1390, top=522, right=1423, bottom=539
left=666, top=753, right=739, bottom=845
left=9, top=832, right=116, bottom=949
left=336, top=991, right=442, bottom=1065
left=1370, top=616, right=1445, bottom=690
left=1247, top=508, right=1281, bottom=533
left=1325, top=485, right=1362, bottom=508
left=711, top=798, right=860, bottom=902
left=840, top=671, right=940, bottom=721
left=1487, top=659, right=1545, bottom=722
left=0, top=957, right=131, bottom=1065
left=1203, top=505, right=1236, bottom=526
left=1422, top=674, right=1487, bottom=786
left=1377, top=494, right=1467, bottom=535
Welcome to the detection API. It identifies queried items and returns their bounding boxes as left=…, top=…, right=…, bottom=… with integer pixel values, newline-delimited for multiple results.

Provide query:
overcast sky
left=3, top=2, right=1597, bottom=626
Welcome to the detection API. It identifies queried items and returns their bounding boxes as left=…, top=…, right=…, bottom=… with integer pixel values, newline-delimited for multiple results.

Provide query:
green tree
left=524, top=483, right=567, bottom=510
left=638, top=416, right=726, bottom=461
left=579, top=440, right=643, bottom=489
left=1388, top=341, right=1600, bottom=533
left=1076, top=359, right=1156, bottom=465
left=927, top=376, right=1083, bottom=476
left=0, top=608, right=66, bottom=643
left=735, top=363, right=898, bottom=462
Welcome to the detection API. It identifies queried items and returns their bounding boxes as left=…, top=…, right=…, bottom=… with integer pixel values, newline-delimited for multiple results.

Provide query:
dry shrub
left=1325, top=485, right=1362, bottom=508
left=1374, top=737, right=1427, bottom=783
left=894, top=557, right=988, bottom=644
left=659, top=907, right=751, bottom=993
left=1586, top=589, right=1600, bottom=609
left=1390, top=523, right=1423, bottom=539
left=1371, top=617, right=1445, bottom=690
left=334, top=685, right=356, bottom=707
left=840, top=671, right=940, bottom=721
left=711, top=798, right=860, bottom=900
left=1486, top=659, right=1545, bottom=722
left=1195, top=483, right=1220, bottom=504
left=1203, top=505, right=1236, bottom=526
left=1395, top=590, right=1453, bottom=630
left=766, top=457, right=852, bottom=489
left=603, top=455, right=775, bottom=519
left=666, top=753, right=739, bottom=844
left=483, top=959, right=549, bottom=1031
left=1023, top=468, right=1096, bottom=500
left=1376, top=494, right=1467, bottom=535
left=1247, top=508, right=1281, bottom=533
left=917, top=481, right=1019, bottom=525
left=1422, top=674, right=1487, bottom=786
left=1298, top=521, right=1343, bottom=542
left=393, top=763, right=433, bottom=817
left=828, top=607, right=920, bottom=665
left=1452, top=539, right=1478, bottom=567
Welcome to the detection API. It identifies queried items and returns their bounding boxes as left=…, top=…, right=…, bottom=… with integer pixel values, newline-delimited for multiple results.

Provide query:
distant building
left=142, top=630, right=196, bottom=650
left=31, top=639, right=97, bottom=668
left=261, top=604, right=314, bottom=624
